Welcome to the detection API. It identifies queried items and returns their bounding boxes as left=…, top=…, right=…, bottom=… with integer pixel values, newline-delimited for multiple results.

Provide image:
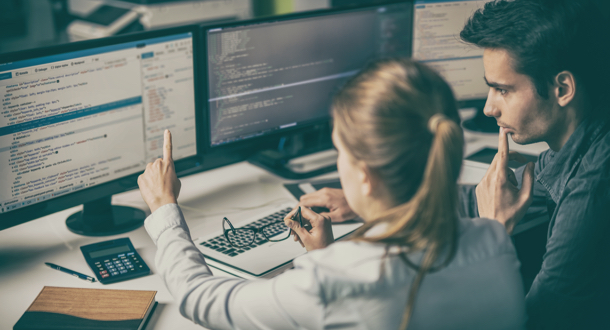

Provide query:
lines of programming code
left=1, top=54, right=147, bottom=211
left=413, top=0, right=488, bottom=100
left=2, top=59, right=131, bottom=129
left=207, top=4, right=411, bottom=146
left=209, top=29, right=338, bottom=99
left=0, top=34, right=197, bottom=214
left=4, top=106, right=144, bottom=208
left=140, top=40, right=196, bottom=162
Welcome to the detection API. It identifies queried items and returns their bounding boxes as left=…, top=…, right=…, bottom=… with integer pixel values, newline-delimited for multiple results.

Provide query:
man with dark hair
left=457, top=0, right=610, bottom=328
left=299, top=0, right=610, bottom=328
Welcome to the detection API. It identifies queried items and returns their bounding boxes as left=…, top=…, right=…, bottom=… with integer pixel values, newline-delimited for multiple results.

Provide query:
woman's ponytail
left=331, top=58, right=464, bottom=330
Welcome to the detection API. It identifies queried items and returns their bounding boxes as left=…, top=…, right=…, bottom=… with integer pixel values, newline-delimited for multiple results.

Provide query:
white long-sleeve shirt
left=145, top=203, right=526, bottom=330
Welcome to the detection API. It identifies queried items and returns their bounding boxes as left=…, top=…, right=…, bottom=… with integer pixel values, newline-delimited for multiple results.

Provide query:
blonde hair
left=332, top=58, right=464, bottom=329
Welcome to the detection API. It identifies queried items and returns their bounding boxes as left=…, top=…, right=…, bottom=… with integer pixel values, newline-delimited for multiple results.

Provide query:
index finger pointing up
left=163, top=129, right=173, bottom=161
left=498, top=127, right=509, bottom=168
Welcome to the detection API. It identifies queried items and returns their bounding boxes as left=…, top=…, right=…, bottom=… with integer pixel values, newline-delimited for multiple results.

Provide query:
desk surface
left=0, top=125, right=548, bottom=330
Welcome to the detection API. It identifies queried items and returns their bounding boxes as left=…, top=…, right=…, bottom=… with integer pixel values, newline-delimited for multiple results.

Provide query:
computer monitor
left=203, top=2, right=413, bottom=178
left=0, top=26, right=202, bottom=235
left=412, top=0, right=497, bottom=132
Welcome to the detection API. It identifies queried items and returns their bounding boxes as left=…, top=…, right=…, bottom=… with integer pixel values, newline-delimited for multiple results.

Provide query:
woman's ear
left=358, top=162, right=374, bottom=197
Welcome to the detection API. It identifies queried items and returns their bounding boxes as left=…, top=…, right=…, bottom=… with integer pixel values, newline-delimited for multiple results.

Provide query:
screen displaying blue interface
left=0, top=33, right=197, bottom=214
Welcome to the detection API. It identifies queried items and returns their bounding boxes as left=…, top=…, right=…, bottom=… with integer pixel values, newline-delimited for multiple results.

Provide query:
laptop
left=194, top=202, right=362, bottom=279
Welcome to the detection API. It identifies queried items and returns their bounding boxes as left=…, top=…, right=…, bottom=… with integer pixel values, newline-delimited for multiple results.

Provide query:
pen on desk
left=45, top=262, right=96, bottom=283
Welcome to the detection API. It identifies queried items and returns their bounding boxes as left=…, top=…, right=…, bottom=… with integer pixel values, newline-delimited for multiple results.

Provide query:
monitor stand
left=461, top=106, right=499, bottom=133
left=66, top=196, right=146, bottom=236
left=248, top=147, right=337, bottom=180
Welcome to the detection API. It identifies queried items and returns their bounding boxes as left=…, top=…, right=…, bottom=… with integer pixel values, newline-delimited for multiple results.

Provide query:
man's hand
left=284, top=206, right=334, bottom=251
left=475, top=128, right=535, bottom=233
left=138, top=130, right=181, bottom=213
left=299, top=188, right=357, bottom=223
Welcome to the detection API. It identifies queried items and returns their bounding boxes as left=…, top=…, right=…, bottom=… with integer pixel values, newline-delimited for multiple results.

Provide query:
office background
left=0, top=0, right=400, bottom=53
left=1, top=0, right=608, bottom=329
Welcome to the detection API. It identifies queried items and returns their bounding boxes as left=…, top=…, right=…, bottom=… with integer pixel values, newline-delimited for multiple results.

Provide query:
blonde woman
left=138, top=58, right=526, bottom=330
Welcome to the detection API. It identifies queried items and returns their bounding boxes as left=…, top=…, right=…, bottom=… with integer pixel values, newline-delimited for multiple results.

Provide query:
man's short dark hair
left=460, top=0, right=610, bottom=113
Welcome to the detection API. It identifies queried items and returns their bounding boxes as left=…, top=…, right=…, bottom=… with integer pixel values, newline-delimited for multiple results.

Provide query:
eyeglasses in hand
left=223, top=206, right=303, bottom=248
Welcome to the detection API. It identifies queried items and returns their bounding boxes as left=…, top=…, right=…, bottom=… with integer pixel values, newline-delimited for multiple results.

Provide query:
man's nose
left=483, top=96, right=500, bottom=118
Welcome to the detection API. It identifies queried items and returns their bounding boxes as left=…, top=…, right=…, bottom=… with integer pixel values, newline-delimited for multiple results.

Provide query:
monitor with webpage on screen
left=0, top=26, right=202, bottom=236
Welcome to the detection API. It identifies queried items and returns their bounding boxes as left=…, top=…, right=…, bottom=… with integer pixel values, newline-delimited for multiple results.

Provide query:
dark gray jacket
left=460, top=117, right=610, bottom=330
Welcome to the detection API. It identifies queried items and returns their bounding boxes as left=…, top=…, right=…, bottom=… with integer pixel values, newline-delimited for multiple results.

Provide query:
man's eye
left=496, top=88, right=507, bottom=95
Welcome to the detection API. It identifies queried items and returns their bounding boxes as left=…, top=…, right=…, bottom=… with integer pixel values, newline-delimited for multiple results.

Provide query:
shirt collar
left=537, top=117, right=607, bottom=203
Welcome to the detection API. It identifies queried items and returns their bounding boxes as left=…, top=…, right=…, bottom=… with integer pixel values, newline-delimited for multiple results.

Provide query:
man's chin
left=509, top=133, right=535, bottom=145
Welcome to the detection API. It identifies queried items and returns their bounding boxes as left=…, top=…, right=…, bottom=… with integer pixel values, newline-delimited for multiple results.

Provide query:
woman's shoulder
left=295, top=240, right=387, bottom=270
left=290, top=240, right=411, bottom=303
left=288, top=218, right=521, bottom=306
left=292, top=240, right=397, bottom=283
left=459, top=216, right=512, bottom=246
left=450, top=216, right=517, bottom=269
left=294, top=217, right=515, bottom=273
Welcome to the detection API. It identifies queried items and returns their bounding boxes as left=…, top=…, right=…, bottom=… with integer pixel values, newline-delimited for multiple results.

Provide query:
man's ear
left=554, top=71, right=576, bottom=107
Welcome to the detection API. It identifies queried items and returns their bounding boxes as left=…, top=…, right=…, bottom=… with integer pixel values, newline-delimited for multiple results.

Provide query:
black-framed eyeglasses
left=223, top=207, right=303, bottom=248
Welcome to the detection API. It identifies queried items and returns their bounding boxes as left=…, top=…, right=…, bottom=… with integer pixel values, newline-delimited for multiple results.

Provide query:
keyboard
left=199, top=207, right=293, bottom=257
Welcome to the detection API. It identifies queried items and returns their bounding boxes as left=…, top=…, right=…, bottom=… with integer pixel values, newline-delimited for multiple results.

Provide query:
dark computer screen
left=206, top=3, right=412, bottom=147
left=0, top=30, right=197, bottom=218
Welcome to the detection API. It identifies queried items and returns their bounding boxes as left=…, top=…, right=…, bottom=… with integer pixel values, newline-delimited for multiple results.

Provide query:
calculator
left=80, top=238, right=150, bottom=284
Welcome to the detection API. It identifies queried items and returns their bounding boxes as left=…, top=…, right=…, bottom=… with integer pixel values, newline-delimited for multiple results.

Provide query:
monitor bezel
left=199, top=1, right=415, bottom=153
left=0, top=24, right=204, bottom=230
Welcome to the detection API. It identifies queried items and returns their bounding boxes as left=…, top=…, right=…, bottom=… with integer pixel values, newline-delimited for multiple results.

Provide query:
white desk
left=0, top=126, right=548, bottom=330
left=0, top=162, right=302, bottom=330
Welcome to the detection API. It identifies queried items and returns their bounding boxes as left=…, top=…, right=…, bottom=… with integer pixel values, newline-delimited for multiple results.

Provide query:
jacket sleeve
left=458, top=184, right=480, bottom=218
left=513, top=152, right=550, bottom=224
left=525, top=176, right=610, bottom=329
left=458, top=150, right=551, bottom=225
